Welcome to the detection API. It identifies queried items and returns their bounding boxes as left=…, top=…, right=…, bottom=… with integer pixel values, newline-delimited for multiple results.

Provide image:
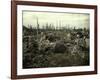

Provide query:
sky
left=22, top=11, right=90, bottom=29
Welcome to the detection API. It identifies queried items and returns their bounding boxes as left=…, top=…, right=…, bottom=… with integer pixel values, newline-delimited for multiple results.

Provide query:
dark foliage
left=23, top=25, right=89, bottom=69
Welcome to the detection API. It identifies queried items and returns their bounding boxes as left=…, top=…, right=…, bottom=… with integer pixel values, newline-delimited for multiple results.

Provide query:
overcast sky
left=23, top=11, right=90, bottom=29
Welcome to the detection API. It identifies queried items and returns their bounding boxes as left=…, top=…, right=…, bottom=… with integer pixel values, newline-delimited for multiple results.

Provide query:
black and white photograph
left=11, top=1, right=97, bottom=79
left=22, top=11, right=90, bottom=69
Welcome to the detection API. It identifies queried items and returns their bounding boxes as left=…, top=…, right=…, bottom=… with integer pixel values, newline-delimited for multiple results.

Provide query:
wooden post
left=36, top=16, right=39, bottom=42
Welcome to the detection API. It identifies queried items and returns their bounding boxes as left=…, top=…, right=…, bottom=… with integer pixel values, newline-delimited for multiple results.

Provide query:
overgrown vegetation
left=23, top=24, right=89, bottom=69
